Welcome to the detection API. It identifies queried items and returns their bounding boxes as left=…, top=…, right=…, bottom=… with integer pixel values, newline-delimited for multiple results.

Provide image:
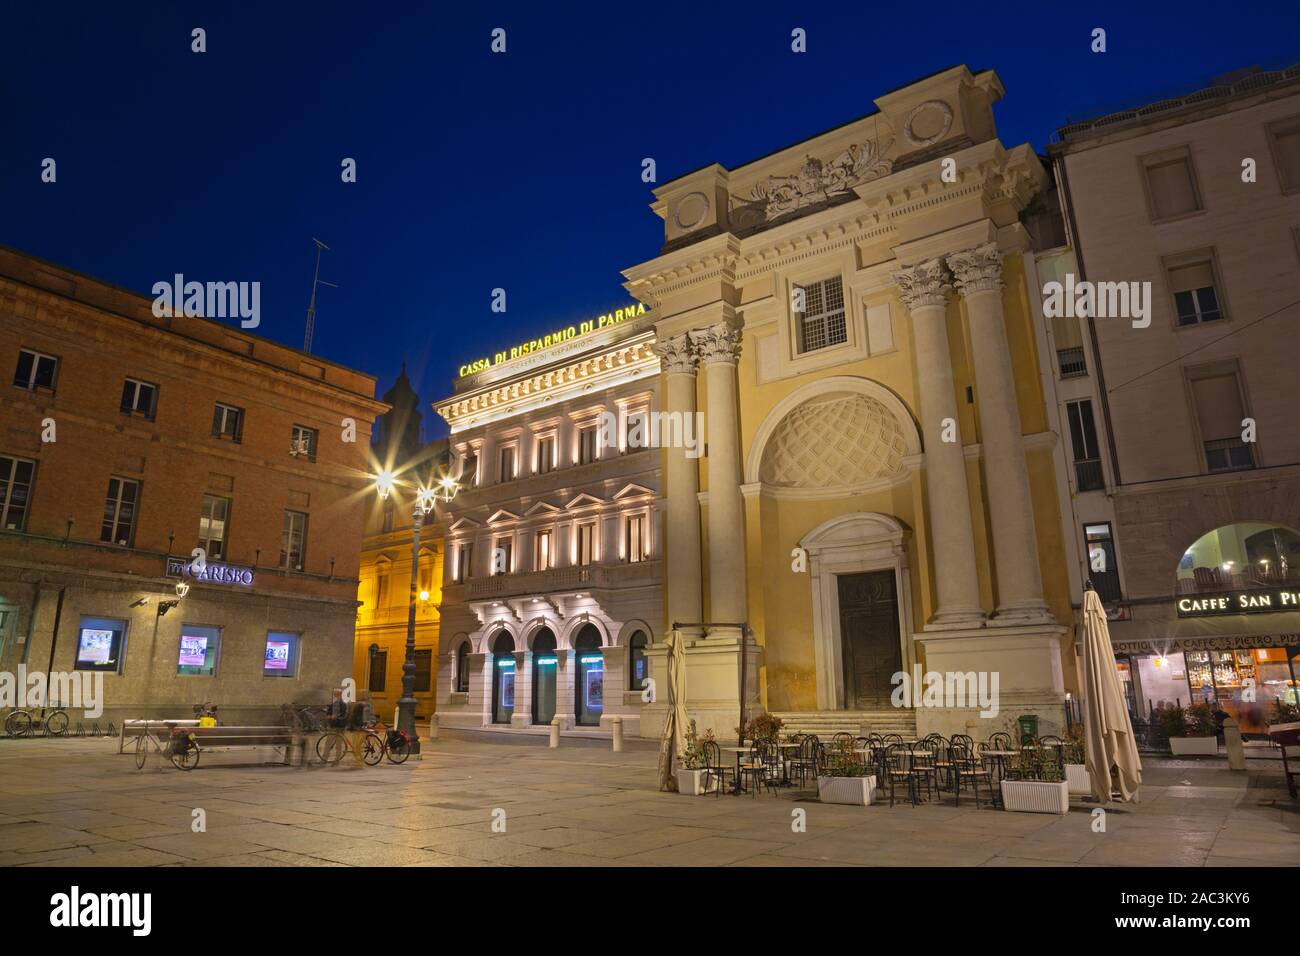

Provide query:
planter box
left=1000, top=779, right=1069, bottom=814
left=816, top=775, right=877, bottom=806
left=1065, top=763, right=1092, bottom=796
left=1169, top=736, right=1218, bottom=756
left=676, top=768, right=715, bottom=796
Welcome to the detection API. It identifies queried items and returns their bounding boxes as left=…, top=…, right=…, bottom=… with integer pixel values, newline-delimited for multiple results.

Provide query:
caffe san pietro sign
left=166, top=557, right=255, bottom=587
left=1177, top=587, right=1300, bottom=618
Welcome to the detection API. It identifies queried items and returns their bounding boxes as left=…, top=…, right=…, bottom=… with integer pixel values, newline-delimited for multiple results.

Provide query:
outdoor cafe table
left=980, top=749, right=1017, bottom=780
left=719, top=745, right=754, bottom=795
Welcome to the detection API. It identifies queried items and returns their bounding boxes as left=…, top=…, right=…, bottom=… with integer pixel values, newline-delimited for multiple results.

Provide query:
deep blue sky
left=4, top=2, right=1296, bottom=439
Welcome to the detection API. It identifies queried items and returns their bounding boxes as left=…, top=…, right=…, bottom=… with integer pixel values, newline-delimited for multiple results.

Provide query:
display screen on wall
left=585, top=669, right=604, bottom=707
left=263, top=632, right=300, bottom=677
left=500, top=671, right=515, bottom=708
left=177, top=626, right=221, bottom=676
left=74, top=618, right=126, bottom=672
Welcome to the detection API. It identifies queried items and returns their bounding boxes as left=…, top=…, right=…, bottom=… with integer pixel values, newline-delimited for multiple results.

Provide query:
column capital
left=652, top=331, right=698, bottom=375
left=688, top=322, right=742, bottom=366
left=946, top=243, right=1004, bottom=296
left=891, top=258, right=952, bottom=311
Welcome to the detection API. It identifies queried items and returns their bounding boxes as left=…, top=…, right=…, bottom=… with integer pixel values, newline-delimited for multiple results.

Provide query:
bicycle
left=134, top=723, right=201, bottom=771
left=315, top=727, right=384, bottom=766
left=369, top=721, right=412, bottom=764
left=5, top=706, right=70, bottom=738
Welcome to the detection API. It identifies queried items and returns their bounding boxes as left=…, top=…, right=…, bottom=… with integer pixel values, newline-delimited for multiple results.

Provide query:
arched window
left=455, top=641, right=469, bottom=693
left=1178, top=522, right=1300, bottom=594
left=573, top=625, right=604, bottom=727
left=628, top=631, right=649, bottom=691
left=532, top=629, right=558, bottom=725
left=368, top=643, right=386, bottom=693
left=491, top=632, right=516, bottom=725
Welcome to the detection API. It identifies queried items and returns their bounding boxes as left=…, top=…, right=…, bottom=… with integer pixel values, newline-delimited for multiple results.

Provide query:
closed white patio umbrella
left=656, top=629, right=690, bottom=792
left=1081, top=587, right=1142, bottom=802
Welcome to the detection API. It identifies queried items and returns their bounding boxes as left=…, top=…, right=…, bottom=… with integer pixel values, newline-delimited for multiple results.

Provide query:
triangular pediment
left=565, top=492, right=604, bottom=510
left=524, top=501, right=562, bottom=516
left=486, top=508, right=522, bottom=523
left=448, top=516, right=481, bottom=532
left=612, top=482, right=655, bottom=500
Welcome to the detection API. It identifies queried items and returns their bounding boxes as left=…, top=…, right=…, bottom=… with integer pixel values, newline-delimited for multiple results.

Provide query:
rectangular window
left=493, top=537, right=512, bottom=575
left=198, top=494, right=230, bottom=561
left=75, top=617, right=127, bottom=674
left=457, top=542, right=473, bottom=582
left=1065, top=399, right=1104, bottom=492
left=578, top=426, right=598, bottom=465
left=100, top=477, right=140, bottom=546
left=263, top=631, right=300, bottom=677
left=0, top=455, right=36, bottom=532
left=120, top=378, right=158, bottom=419
left=414, top=649, right=433, bottom=693
left=280, top=510, right=308, bottom=570
left=461, top=452, right=478, bottom=486
left=13, top=348, right=58, bottom=392
left=498, top=446, right=516, bottom=483
left=626, top=514, right=646, bottom=563
left=536, top=436, right=556, bottom=474
left=1084, top=523, right=1122, bottom=603
left=625, top=411, right=647, bottom=451
left=290, top=424, right=317, bottom=462
left=1142, top=152, right=1201, bottom=220
left=1169, top=260, right=1223, bottom=326
left=577, top=523, right=596, bottom=567
left=795, top=276, right=847, bottom=354
left=1190, top=370, right=1254, bottom=472
left=1267, top=116, right=1300, bottom=193
left=368, top=649, right=387, bottom=693
left=535, top=529, right=552, bottom=571
left=177, top=625, right=221, bottom=676
left=212, top=403, right=244, bottom=442
left=376, top=568, right=390, bottom=608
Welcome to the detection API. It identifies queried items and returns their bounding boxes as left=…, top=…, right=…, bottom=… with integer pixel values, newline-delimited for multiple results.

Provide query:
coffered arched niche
left=799, top=512, right=916, bottom=711
left=746, top=376, right=922, bottom=496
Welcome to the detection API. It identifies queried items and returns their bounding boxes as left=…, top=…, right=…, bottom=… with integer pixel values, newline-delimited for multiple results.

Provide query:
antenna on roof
left=303, top=238, right=337, bottom=353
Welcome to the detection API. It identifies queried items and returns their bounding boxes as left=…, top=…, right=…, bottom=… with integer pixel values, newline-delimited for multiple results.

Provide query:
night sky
left=4, top=1, right=1296, bottom=438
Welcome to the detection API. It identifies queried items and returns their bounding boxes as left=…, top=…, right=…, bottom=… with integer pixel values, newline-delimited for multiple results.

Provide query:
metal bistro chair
left=853, top=736, right=873, bottom=773
left=1038, top=734, right=1065, bottom=772
left=883, top=742, right=921, bottom=807
left=865, top=733, right=887, bottom=780
left=910, top=738, right=940, bottom=802
left=701, top=740, right=735, bottom=798
left=951, top=741, right=997, bottom=809
left=832, top=731, right=855, bottom=750
left=739, top=739, right=781, bottom=797
left=789, top=735, right=822, bottom=789
left=924, top=733, right=954, bottom=791
left=989, top=731, right=1014, bottom=752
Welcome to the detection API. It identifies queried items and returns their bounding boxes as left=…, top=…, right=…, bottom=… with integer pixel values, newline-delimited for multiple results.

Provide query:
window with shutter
left=1167, top=259, right=1222, bottom=326
left=1143, top=155, right=1200, bottom=220
left=1268, top=117, right=1300, bottom=193
left=1190, top=370, right=1253, bottom=472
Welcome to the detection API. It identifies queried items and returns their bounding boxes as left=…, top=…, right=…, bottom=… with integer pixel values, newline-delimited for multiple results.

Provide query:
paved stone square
left=0, top=731, right=1295, bottom=867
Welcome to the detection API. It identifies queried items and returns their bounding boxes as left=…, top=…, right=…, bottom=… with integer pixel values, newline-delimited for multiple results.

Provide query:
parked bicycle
left=281, top=702, right=329, bottom=733
left=4, top=706, right=70, bottom=738
left=134, top=723, right=200, bottom=771
left=315, top=727, right=384, bottom=766
left=369, top=721, right=412, bottom=764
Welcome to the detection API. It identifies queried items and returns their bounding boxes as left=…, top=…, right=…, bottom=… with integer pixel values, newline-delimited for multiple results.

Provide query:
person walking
left=344, top=690, right=370, bottom=769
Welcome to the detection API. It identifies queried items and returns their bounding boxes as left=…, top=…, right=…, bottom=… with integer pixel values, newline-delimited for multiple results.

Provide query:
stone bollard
left=550, top=717, right=561, bottom=748
left=612, top=715, right=623, bottom=752
left=1224, top=716, right=1246, bottom=771
left=427, top=714, right=439, bottom=742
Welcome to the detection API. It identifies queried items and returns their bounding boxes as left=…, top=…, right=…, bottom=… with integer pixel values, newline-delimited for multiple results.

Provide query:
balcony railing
left=1057, top=346, right=1087, bottom=378
left=1091, top=569, right=1122, bottom=604
left=1074, top=457, right=1105, bottom=491
left=464, top=559, right=662, bottom=600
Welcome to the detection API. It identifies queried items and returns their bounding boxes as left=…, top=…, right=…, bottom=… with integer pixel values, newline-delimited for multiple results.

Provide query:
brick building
left=0, top=246, right=387, bottom=724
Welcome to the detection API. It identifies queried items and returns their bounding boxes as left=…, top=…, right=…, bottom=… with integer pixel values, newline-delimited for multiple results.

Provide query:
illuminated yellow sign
left=458, top=303, right=647, bottom=377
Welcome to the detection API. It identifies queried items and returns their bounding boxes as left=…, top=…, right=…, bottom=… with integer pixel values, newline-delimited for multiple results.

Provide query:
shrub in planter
left=816, top=738, right=876, bottom=806
left=677, top=721, right=717, bottom=795
left=1062, top=731, right=1091, bottom=795
left=735, top=712, right=785, bottom=745
left=1000, top=748, right=1068, bottom=814
left=1162, top=703, right=1219, bottom=755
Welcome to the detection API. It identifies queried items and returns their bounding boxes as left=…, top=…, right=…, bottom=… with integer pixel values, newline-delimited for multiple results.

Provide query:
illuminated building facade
left=623, top=65, right=1081, bottom=740
left=1045, top=64, right=1300, bottom=734
left=433, top=308, right=662, bottom=736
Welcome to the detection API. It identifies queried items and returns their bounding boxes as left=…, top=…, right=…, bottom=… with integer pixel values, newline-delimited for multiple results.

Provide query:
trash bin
left=1016, top=714, right=1039, bottom=745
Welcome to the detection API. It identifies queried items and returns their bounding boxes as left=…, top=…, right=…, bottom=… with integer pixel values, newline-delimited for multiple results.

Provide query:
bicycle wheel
left=6, top=711, right=32, bottom=738
left=386, top=735, right=410, bottom=764
left=362, top=733, right=384, bottom=766
left=316, top=732, right=345, bottom=765
left=46, top=711, right=69, bottom=736
left=170, top=740, right=200, bottom=771
left=135, top=734, right=148, bottom=770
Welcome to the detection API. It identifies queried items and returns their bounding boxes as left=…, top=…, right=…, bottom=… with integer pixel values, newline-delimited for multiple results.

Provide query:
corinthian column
left=947, top=243, right=1052, bottom=624
left=892, top=259, right=986, bottom=627
left=651, top=333, right=703, bottom=636
left=689, top=322, right=747, bottom=634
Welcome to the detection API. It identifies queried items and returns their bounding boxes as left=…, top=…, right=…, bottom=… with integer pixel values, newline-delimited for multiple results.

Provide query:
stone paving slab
left=0, top=735, right=1296, bottom=867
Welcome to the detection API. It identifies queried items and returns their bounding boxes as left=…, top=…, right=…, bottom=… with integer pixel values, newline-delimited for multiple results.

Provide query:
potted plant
left=1062, top=731, right=1091, bottom=795
left=999, top=748, right=1068, bottom=814
left=677, top=721, right=717, bottom=796
left=736, top=712, right=785, bottom=744
left=816, top=737, right=876, bottom=806
left=1163, top=703, right=1218, bottom=756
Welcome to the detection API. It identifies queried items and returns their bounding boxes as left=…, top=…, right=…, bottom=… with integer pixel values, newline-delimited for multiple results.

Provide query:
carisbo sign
left=165, top=557, right=255, bottom=587
left=1176, top=587, right=1300, bottom=617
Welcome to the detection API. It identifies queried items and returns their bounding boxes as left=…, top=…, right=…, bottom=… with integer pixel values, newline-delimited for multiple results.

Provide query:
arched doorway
left=491, top=632, right=516, bottom=725
left=573, top=625, right=604, bottom=727
left=532, top=629, right=557, bottom=724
